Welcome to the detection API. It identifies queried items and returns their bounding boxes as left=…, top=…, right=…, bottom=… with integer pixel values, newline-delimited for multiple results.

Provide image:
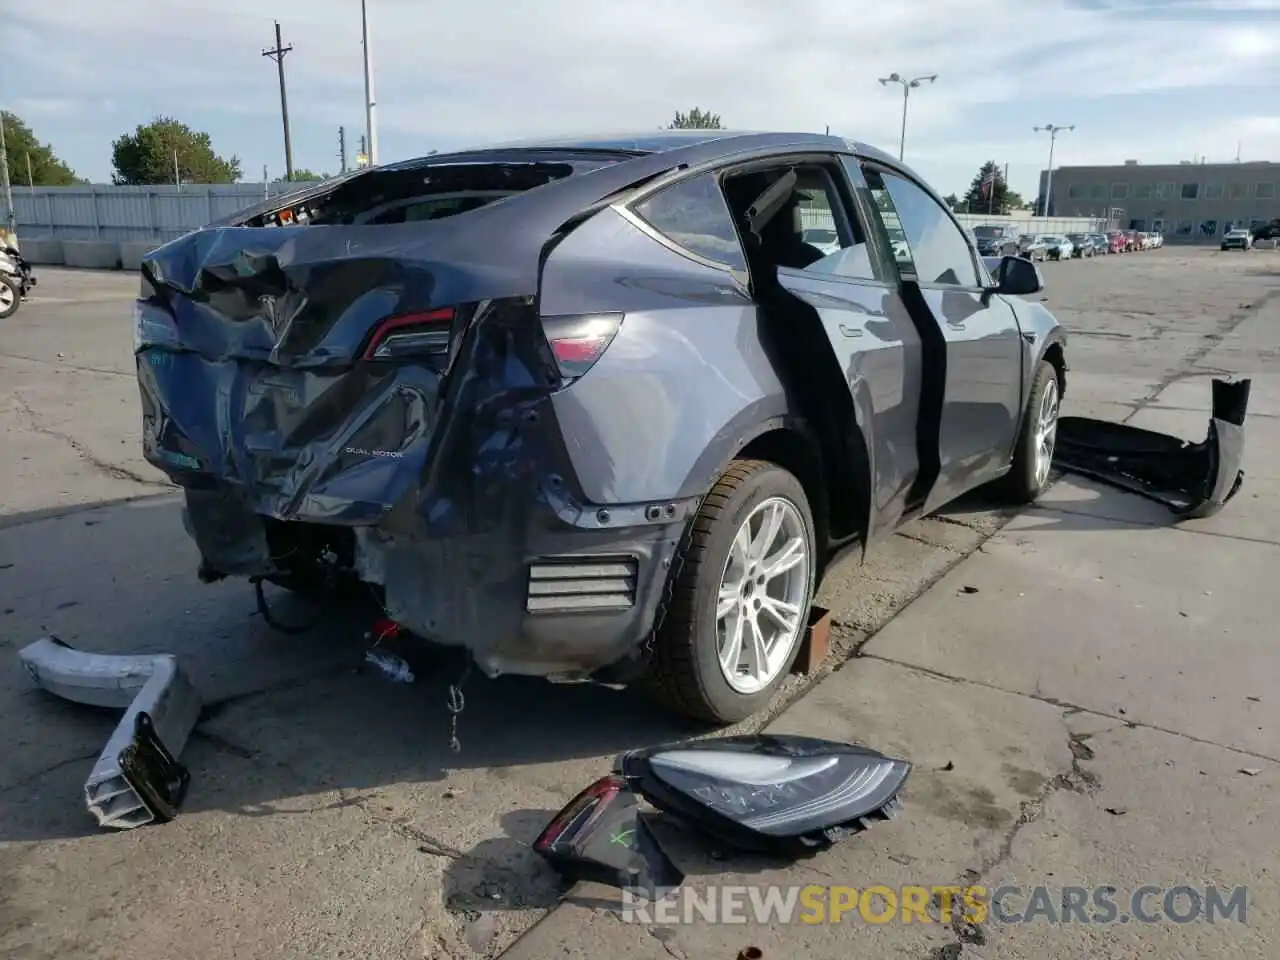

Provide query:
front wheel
left=0, top=276, right=20, bottom=319
left=645, top=459, right=816, bottom=724
left=1000, top=360, right=1061, bottom=504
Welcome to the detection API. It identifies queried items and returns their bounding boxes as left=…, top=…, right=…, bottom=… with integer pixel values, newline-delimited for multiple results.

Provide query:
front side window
left=632, top=172, right=747, bottom=271
left=866, top=168, right=980, bottom=287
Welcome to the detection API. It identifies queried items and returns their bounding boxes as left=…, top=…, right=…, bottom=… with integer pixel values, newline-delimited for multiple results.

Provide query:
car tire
left=1000, top=359, right=1061, bottom=504
left=645, top=459, right=816, bottom=724
left=0, top=276, right=20, bottom=319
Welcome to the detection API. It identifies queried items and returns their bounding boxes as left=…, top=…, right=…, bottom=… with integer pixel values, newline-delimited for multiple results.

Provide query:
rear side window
left=632, top=173, right=747, bottom=271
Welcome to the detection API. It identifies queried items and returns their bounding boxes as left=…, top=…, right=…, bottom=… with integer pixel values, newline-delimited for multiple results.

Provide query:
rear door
left=857, top=161, right=1025, bottom=510
left=720, top=154, right=925, bottom=541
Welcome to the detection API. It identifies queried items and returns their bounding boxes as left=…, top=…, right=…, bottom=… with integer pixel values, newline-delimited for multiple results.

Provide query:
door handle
left=838, top=324, right=862, bottom=338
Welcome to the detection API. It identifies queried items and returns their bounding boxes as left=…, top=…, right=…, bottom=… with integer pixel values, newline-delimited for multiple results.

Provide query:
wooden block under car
left=791, top=605, right=832, bottom=676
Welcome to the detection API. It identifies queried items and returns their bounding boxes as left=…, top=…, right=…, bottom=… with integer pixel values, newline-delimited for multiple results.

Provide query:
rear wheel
left=0, top=276, right=20, bottom=319
left=645, top=459, right=816, bottom=724
left=1000, top=360, right=1061, bottom=504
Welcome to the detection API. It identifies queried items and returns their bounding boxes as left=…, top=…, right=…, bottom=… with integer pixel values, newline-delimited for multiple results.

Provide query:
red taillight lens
left=362, top=307, right=456, bottom=361
left=534, top=775, right=626, bottom=851
left=542, top=313, right=622, bottom=381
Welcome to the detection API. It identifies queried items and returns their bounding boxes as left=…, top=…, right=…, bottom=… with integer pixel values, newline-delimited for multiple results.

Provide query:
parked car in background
left=1106, top=231, right=1128, bottom=254
left=1222, top=228, right=1253, bottom=251
left=1149, top=232, right=1164, bottom=248
left=1088, top=234, right=1111, bottom=255
left=972, top=224, right=1021, bottom=257
left=1017, top=234, right=1048, bottom=261
left=1250, top=219, right=1279, bottom=244
left=1065, top=233, right=1095, bottom=258
left=1125, top=230, right=1143, bottom=252
left=1043, top=235, right=1074, bottom=260
left=802, top=227, right=841, bottom=256
left=133, top=129, right=1070, bottom=723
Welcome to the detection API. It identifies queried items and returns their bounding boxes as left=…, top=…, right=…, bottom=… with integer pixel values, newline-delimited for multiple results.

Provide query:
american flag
left=980, top=169, right=998, bottom=197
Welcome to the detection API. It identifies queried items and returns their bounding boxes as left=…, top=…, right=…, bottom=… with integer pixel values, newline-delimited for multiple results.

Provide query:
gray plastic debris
left=18, top=637, right=202, bottom=830
left=365, top=648, right=415, bottom=683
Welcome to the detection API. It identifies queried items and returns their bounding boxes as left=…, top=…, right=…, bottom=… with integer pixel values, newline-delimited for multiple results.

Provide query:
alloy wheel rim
left=0, top=284, right=14, bottom=311
left=716, top=497, right=810, bottom=695
left=1034, top=377, right=1060, bottom=488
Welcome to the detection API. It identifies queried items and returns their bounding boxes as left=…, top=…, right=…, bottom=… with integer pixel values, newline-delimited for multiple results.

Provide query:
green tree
left=0, top=111, right=80, bottom=185
left=274, top=169, right=329, bottom=182
left=942, top=193, right=961, bottom=212
left=669, top=107, right=723, bottom=130
left=962, top=161, right=1023, bottom=215
left=111, top=117, right=241, bottom=185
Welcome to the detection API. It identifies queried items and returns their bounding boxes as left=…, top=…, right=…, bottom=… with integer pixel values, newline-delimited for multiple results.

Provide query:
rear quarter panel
left=538, top=206, right=792, bottom=504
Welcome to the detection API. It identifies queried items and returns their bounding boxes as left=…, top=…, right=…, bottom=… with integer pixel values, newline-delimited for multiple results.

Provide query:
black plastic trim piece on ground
left=1053, top=378, right=1250, bottom=520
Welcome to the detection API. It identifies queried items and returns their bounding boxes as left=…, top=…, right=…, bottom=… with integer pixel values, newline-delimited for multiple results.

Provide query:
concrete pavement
left=502, top=269, right=1280, bottom=958
left=1, top=250, right=1277, bottom=959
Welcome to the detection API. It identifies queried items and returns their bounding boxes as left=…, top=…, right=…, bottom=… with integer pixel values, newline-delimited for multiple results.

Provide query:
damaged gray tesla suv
left=135, top=131, right=1067, bottom=723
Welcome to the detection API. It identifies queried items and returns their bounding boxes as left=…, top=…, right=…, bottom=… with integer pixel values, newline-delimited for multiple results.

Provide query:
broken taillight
left=541, top=313, right=622, bottom=380
left=361, top=308, right=455, bottom=361
left=534, top=774, right=627, bottom=851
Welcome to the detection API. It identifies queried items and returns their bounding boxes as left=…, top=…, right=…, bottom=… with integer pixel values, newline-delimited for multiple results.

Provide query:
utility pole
left=338, top=126, right=347, bottom=173
left=0, top=113, right=15, bottom=235
left=361, top=0, right=379, bottom=166
left=1034, top=124, right=1074, bottom=217
left=878, top=72, right=937, bottom=161
left=173, top=149, right=181, bottom=189
left=263, top=21, right=295, bottom=181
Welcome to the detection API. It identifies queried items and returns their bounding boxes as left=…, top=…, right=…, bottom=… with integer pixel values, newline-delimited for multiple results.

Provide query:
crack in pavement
left=0, top=351, right=136, bottom=379
left=10, top=393, right=172, bottom=489
left=1030, top=501, right=1280, bottom=548
left=0, top=751, right=101, bottom=798
left=857, top=653, right=1280, bottom=764
left=926, top=722, right=1104, bottom=959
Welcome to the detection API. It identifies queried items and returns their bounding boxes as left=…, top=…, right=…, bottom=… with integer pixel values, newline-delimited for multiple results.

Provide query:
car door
left=720, top=154, right=925, bottom=542
left=857, top=161, right=1025, bottom=511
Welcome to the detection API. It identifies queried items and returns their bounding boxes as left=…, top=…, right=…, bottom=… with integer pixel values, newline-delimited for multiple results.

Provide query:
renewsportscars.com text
left=620, top=884, right=1248, bottom=926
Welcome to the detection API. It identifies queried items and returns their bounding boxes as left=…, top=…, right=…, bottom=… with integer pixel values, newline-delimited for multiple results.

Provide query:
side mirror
left=993, top=254, right=1044, bottom=297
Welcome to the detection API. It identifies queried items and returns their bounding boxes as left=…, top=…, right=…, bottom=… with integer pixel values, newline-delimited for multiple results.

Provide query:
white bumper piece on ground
left=18, top=637, right=202, bottom=829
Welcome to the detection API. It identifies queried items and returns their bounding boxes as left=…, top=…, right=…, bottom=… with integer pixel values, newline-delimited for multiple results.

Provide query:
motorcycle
left=0, top=243, right=37, bottom=319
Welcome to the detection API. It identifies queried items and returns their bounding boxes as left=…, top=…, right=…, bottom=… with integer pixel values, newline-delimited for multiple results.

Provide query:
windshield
left=972, top=226, right=1002, bottom=238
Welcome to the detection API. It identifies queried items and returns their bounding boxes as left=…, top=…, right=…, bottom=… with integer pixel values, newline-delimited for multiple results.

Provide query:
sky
left=5, top=0, right=1280, bottom=200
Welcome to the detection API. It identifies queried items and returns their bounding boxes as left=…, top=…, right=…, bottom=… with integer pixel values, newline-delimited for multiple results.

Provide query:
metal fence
left=9, top=182, right=319, bottom=243
left=12, top=181, right=1112, bottom=246
left=798, top=206, right=1109, bottom=240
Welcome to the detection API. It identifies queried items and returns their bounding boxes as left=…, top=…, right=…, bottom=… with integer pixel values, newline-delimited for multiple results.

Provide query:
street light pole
left=361, top=0, right=379, bottom=166
left=878, top=72, right=937, bottom=161
left=1034, top=123, right=1074, bottom=217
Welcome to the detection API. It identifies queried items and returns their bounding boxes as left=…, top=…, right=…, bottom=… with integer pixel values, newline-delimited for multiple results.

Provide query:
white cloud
left=6, top=0, right=1280, bottom=191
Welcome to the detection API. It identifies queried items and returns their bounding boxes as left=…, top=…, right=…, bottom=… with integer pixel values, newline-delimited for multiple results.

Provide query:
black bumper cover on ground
left=1053, top=378, right=1250, bottom=519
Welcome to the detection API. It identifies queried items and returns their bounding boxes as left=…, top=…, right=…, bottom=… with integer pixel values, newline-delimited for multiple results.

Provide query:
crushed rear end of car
left=134, top=153, right=690, bottom=681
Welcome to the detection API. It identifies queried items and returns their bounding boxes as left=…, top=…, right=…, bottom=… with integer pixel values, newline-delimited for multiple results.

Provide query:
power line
left=262, top=21, right=295, bottom=181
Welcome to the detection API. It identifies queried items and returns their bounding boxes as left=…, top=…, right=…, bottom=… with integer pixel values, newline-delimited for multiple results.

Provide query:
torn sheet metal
left=1054, top=378, right=1250, bottom=519
left=536, top=735, right=911, bottom=886
left=18, top=638, right=202, bottom=829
